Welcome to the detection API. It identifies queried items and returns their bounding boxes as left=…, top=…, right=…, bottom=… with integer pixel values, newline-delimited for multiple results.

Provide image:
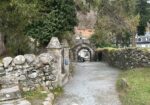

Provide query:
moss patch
left=22, top=88, right=48, bottom=105
left=51, top=86, right=64, bottom=97
left=117, top=68, right=150, bottom=105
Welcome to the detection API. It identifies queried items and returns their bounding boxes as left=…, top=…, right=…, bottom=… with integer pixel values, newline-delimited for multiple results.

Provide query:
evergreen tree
left=0, top=0, right=33, bottom=55
left=25, top=0, right=77, bottom=46
left=136, top=0, right=150, bottom=35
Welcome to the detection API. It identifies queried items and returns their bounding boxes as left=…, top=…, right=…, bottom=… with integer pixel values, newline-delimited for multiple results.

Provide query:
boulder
left=120, top=78, right=129, bottom=89
left=13, top=55, right=26, bottom=65
left=39, top=53, right=53, bottom=65
left=24, top=54, right=36, bottom=64
left=2, top=57, right=13, bottom=68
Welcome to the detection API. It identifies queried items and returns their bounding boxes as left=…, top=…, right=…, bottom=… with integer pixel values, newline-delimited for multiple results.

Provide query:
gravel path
left=54, top=62, right=122, bottom=105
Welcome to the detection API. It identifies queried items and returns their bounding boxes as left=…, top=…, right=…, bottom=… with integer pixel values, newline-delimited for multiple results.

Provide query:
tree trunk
left=0, top=33, right=6, bottom=56
left=132, top=33, right=136, bottom=47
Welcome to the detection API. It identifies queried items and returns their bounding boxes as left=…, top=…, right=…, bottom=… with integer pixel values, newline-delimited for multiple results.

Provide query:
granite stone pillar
left=47, top=37, right=62, bottom=87
left=62, top=40, right=70, bottom=85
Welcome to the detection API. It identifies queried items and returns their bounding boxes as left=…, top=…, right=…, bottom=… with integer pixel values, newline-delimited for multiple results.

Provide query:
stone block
left=39, top=53, right=53, bottom=65
left=2, top=57, right=13, bottom=68
left=13, top=55, right=26, bottom=65
left=24, top=54, right=36, bottom=64
left=0, top=86, right=22, bottom=101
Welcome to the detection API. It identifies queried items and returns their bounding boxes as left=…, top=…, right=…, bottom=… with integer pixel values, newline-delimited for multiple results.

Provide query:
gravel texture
left=54, top=62, right=122, bottom=105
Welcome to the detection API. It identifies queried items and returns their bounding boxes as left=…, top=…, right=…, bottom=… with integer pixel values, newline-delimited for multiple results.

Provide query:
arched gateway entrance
left=71, top=39, right=95, bottom=62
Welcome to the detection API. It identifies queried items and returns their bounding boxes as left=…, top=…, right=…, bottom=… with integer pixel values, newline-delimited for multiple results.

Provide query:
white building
left=136, top=32, right=150, bottom=48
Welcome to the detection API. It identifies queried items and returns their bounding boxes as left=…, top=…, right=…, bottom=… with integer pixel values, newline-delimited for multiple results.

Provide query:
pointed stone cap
left=47, top=37, right=61, bottom=49
left=62, top=39, right=69, bottom=48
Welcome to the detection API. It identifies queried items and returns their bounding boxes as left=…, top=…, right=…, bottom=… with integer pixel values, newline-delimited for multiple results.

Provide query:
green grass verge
left=51, top=86, right=64, bottom=97
left=22, top=88, right=47, bottom=100
left=117, top=68, right=150, bottom=105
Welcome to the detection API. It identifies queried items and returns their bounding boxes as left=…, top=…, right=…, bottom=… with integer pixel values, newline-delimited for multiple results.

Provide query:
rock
left=5, top=67, right=13, bottom=72
left=13, top=55, right=25, bottom=65
left=32, top=57, right=43, bottom=68
left=52, top=70, right=58, bottom=75
left=11, top=62, right=16, bottom=67
left=45, top=81, right=51, bottom=86
left=0, top=99, right=31, bottom=105
left=48, top=75, right=56, bottom=81
left=39, top=53, right=53, bottom=65
left=120, top=78, right=129, bottom=89
left=45, top=97, right=51, bottom=101
left=22, top=63, right=30, bottom=69
left=24, top=54, right=36, bottom=64
left=47, top=93, right=54, bottom=101
left=28, top=72, right=38, bottom=79
left=15, top=65, right=23, bottom=69
left=0, top=67, right=5, bottom=77
left=0, top=86, right=22, bottom=101
left=42, top=93, right=54, bottom=105
left=43, top=101, right=52, bottom=105
left=0, top=102, right=14, bottom=105
left=0, top=67, right=4, bottom=72
left=22, top=87, right=30, bottom=92
left=0, top=63, right=3, bottom=67
left=18, top=75, right=26, bottom=81
left=2, top=57, right=13, bottom=68
left=17, top=99, right=31, bottom=105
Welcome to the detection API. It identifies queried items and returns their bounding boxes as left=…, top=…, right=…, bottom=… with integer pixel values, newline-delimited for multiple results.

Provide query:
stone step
left=0, top=98, right=31, bottom=105
left=0, top=86, right=22, bottom=101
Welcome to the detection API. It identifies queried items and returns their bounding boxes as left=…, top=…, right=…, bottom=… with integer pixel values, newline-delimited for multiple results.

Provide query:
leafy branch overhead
left=25, top=0, right=77, bottom=45
left=0, top=0, right=77, bottom=55
left=91, top=0, right=150, bottom=48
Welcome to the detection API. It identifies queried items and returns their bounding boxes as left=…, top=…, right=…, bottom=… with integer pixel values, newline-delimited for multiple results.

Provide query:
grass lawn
left=117, top=68, right=150, bottom=105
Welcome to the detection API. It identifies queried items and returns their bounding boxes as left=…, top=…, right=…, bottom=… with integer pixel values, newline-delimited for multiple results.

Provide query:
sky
left=148, top=0, right=150, bottom=3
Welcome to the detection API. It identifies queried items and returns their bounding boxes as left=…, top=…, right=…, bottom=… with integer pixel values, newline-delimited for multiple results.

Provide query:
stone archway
left=77, top=47, right=91, bottom=62
left=71, top=43, right=95, bottom=62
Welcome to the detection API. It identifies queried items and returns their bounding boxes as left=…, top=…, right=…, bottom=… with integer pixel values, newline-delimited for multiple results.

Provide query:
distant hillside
left=77, top=10, right=97, bottom=29
left=75, top=0, right=97, bottom=38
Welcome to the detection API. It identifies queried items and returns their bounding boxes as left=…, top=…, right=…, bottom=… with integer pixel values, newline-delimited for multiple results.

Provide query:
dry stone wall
left=0, top=53, right=57, bottom=92
left=100, top=48, right=150, bottom=69
left=0, top=37, right=70, bottom=105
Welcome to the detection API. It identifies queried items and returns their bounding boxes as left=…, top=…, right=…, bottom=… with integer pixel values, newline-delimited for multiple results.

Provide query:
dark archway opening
left=77, top=47, right=91, bottom=62
left=96, top=51, right=103, bottom=61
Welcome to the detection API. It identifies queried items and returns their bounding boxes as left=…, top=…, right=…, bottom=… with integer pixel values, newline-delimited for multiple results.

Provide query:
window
left=145, top=38, right=148, bottom=41
left=138, top=38, right=141, bottom=42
